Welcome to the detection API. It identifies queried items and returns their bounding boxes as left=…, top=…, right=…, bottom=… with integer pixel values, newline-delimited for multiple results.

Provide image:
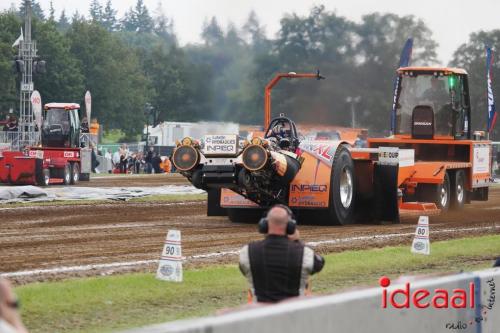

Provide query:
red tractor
left=0, top=103, right=92, bottom=186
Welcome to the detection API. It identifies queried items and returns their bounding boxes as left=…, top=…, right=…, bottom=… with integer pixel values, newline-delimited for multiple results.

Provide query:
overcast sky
left=2, top=0, right=500, bottom=63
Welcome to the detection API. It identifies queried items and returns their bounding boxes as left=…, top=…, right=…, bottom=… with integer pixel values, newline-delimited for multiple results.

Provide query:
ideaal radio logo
left=379, top=276, right=496, bottom=330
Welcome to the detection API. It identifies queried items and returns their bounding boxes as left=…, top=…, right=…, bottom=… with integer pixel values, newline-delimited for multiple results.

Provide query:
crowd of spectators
left=93, top=144, right=173, bottom=174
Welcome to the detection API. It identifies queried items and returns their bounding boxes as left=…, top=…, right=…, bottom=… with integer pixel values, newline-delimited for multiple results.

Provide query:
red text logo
left=380, top=276, right=475, bottom=309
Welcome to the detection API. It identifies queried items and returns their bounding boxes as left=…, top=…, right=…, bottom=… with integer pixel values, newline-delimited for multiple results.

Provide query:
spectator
left=239, top=205, right=324, bottom=303
left=104, top=149, right=113, bottom=173
left=145, top=147, right=154, bottom=174
left=0, top=278, right=28, bottom=333
left=160, top=156, right=172, bottom=173
left=112, top=149, right=120, bottom=171
left=80, top=116, right=89, bottom=133
left=3, top=115, right=18, bottom=132
left=119, top=144, right=128, bottom=174
left=151, top=152, right=163, bottom=174
left=90, top=144, right=100, bottom=173
left=134, top=152, right=144, bottom=174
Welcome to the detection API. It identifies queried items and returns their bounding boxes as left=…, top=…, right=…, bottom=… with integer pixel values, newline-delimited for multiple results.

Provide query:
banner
left=486, top=47, right=497, bottom=133
left=31, top=90, right=42, bottom=130
left=12, top=28, right=23, bottom=47
left=391, top=38, right=413, bottom=135
left=85, top=91, right=92, bottom=122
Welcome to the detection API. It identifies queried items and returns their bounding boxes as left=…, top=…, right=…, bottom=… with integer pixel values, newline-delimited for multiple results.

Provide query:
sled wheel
left=450, top=169, right=465, bottom=210
left=418, top=172, right=450, bottom=212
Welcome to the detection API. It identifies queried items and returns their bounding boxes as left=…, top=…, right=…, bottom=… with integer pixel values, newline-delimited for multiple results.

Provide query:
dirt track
left=1, top=175, right=499, bottom=283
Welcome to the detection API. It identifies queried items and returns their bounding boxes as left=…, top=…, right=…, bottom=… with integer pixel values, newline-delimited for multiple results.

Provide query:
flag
left=487, top=47, right=497, bottom=133
left=391, top=38, right=413, bottom=134
left=12, top=28, right=23, bottom=48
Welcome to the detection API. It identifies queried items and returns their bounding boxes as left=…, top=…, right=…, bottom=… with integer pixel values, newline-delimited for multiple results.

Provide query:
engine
left=171, top=134, right=303, bottom=206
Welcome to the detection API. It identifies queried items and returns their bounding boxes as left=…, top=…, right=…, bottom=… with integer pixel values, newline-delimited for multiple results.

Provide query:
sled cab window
left=396, top=72, right=461, bottom=137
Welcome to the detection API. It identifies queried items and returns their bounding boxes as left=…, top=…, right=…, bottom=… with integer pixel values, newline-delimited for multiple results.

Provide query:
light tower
left=17, top=0, right=38, bottom=149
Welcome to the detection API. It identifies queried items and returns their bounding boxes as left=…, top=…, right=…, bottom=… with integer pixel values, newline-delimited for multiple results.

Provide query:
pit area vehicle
left=172, top=68, right=493, bottom=225
left=0, top=103, right=91, bottom=186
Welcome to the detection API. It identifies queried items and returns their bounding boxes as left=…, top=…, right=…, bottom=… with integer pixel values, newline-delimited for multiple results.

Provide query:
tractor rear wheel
left=71, top=163, right=80, bottom=185
left=450, top=169, right=466, bottom=210
left=328, top=146, right=356, bottom=225
left=63, top=163, right=71, bottom=185
left=418, top=172, right=450, bottom=212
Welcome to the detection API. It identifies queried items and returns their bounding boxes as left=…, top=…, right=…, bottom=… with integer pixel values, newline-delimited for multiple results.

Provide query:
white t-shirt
left=0, top=319, right=18, bottom=333
left=112, top=151, right=120, bottom=164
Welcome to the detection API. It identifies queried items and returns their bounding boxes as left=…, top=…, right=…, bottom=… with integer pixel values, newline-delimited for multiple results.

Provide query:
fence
left=121, top=267, right=499, bottom=333
left=0, top=131, right=38, bottom=151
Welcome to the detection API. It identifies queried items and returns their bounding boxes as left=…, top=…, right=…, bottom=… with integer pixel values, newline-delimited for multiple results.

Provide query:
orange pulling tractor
left=171, top=67, right=493, bottom=225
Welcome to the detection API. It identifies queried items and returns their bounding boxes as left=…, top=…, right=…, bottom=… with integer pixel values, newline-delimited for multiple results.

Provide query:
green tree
left=19, top=0, right=45, bottom=21
left=153, top=2, right=176, bottom=45
left=242, top=11, right=269, bottom=54
left=201, top=17, right=224, bottom=47
left=32, top=19, right=85, bottom=105
left=89, top=0, right=103, bottom=23
left=0, top=11, right=21, bottom=116
left=101, top=0, right=117, bottom=32
left=121, top=0, right=153, bottom=33
left=48, top=1, right=55, bottom=22
left=57, top=9, right=70, bottom=32
left=67, top=21, right=148, bottom=135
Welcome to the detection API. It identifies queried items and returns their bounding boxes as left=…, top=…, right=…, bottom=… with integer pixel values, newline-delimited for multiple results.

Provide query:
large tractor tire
left=227, top=208, right=265, bottom=224
left=450, top=169, right=466, bottom=210
left=327, top=146, right=356, bottom=225
left=71, top=163, right=80, bottom=185
left=36, top=168, right=50, bottom=186
left=418, top=172, right=450, bottom=212
left=62, top=163, right=72, bottom=185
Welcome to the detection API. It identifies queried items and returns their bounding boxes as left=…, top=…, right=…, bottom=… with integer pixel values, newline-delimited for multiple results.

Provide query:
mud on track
left=1, top=185, right=500, bottom=283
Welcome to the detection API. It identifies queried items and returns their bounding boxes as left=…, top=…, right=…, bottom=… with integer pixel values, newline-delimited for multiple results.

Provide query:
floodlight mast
left=17, top=0, right=38, bottom=149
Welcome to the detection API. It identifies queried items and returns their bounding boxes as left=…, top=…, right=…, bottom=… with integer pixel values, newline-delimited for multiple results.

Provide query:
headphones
left=258, top=204, right=297, bottom=235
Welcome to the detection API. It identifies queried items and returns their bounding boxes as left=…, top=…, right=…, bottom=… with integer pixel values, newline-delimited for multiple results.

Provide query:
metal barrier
left=0, top=131, right=39, bottom=151
left=121, top=267, right=499, bottom=333
left=0, top=132, right=19, bottom=151
left=96, top=155, right=112, bottom=173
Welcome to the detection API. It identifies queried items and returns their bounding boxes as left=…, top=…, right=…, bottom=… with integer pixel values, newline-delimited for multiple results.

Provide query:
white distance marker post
left=411, top=216, right=430, bottom=255
left=156, top=230, right=183, bottom=282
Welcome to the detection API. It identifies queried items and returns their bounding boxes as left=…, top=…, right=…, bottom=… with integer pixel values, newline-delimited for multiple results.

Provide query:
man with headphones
left=239, top=204, right=325, bottom=303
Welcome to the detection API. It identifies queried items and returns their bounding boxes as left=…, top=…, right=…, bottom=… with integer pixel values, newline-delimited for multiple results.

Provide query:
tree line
left=0, top=0, right=498, bottom=139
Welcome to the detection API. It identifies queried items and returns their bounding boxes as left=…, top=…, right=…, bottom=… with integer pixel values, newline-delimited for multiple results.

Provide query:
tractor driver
left=268, top=120, right=294, bottom=151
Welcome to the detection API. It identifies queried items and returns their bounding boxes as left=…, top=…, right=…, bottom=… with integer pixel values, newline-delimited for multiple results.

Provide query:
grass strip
left=16, top=234, right=500, bottom=333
